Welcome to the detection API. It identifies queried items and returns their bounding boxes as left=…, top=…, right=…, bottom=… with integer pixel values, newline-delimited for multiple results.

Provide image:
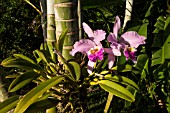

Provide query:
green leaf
left=34, top=50, right=48, bottom=63
left=0, top=95, right=20, bottom=113
left=124, top=86, right=137, bottom=108
left=67, top=61, right=81, bottom=81
left=135, top=54, right=148, bottom=71
left=152, top=17, right=170, bottom=66
left=13, top=54, right=35, bottom=64
left=14, top=76, right=64, bottom=113
left=98, top=80, right=135, bottom=102
left=135, top=54, right=149, bottom=79
left=1, top=58, right=44, bottom=71
left=138, top=23, right=148, bottom=38
left=54, top=50, right=75, bottom=81
left=111, top=64, right=132, bottom=72
left=126, top=22, right=148, bottom=38
left=117, top=54, right=126, bottom=65
left=57, top=29, right=68, bottom=54
left=153, top=16, right=166, bottom=33
left=104, top=74, right=139, bottom=91
left=9, top=70, right=41, bottom=92
left=25, top=98, right=59, bottom=113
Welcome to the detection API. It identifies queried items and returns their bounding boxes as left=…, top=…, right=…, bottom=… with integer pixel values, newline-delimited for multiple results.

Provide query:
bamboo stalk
left=123, top=0, right=134, bottom=29
left=78, top=0, right=82, bottom=40
left=40, top=0, right=47, bottom=41
left=54, top=0, right=78, bottom=60
left=46, top=0, right=57, bottom=62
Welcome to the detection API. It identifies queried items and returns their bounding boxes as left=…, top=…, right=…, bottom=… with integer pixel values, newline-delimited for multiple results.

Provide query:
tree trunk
left=54, top=0, right=78, bottom=60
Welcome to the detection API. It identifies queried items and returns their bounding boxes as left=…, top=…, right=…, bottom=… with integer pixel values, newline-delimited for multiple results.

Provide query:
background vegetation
left=0, top=0, right=170, bottom=113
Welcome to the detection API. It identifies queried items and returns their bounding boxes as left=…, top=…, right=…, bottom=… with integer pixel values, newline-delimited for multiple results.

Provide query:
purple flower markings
left=70, top=22, right=106, bottom=74
left=107, top=16, right=146, bottom=66
left=88, top=46, right=104, bottom=62
left=70, top=16, right=146, bottom=74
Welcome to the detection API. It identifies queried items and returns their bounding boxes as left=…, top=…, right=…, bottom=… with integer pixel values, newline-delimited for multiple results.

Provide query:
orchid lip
left=87, top=46, right=104, bottom=62
left=124, top=46, right=136, bottom=61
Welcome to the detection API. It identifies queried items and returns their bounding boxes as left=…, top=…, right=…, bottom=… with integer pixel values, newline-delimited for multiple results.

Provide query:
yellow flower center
left=127, top=47, right=136, bottom=52
left=88, top=46, right=100, bottom=55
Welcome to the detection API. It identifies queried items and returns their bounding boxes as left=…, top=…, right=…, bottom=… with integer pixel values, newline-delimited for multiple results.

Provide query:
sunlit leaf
left=14, top=76, right=64, bottom=113
left=25, top=98, right=59, bottom=113
left=9, top=70, right=41, bottom=92
left=13, top=54, right=35, bottom=64
left=111, top=64, right=132, bottom=72
left=98, top=80, right=135, bottom=102
left=1, top=58, right=44, bottom=71
left=104, top=74, right=139, bottom=91
left=67, top=61, right=81, bottom=81
left=34, top=50, right=48, bottom=63
left=0, top=95, right=20, bottom=113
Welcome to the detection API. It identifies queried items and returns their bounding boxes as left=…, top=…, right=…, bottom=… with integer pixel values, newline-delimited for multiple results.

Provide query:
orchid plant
left=70, top=16, right=146, bottom=73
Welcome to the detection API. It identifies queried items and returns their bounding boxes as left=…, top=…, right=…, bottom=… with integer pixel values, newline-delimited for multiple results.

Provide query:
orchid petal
left=108, top=54, right=115, bottom=69
left=113, top=16, right=121, bottom=38
left=93, top=30, right=106, bottom=45
left=107, top=33, right=117, bottom=43
left=110, top=41, right=122, bottom=50
left=87, top=60, right=95, bottom=74
left=120, top=31, right=146, bottom=48
left=70, top=39, right=95, bottom=56
left=82, top=22, right=94, bottom=39
left=104, top=48, right=116, bottom=68
left=112, top=48, right=121, bottom=56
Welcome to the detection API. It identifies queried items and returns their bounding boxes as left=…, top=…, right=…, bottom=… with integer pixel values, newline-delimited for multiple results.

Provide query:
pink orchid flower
left=70, top=22, right=106, bottom=74
left=107, top=16, right=146, bottom=67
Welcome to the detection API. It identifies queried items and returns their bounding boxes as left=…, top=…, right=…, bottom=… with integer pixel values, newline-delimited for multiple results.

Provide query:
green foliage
left=14, top=76, right=63, bottom=113
left=99, top=80, right=135, bottom=102
left=0, top=0, right=43, bottom=60
left=0, top=95, right=20, bottom=113
left=1, top=0, right=170, bottom=113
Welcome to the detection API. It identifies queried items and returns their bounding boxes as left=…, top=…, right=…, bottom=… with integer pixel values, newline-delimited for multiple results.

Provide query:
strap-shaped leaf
left=25, top=98, right=59, bottom=113
left=54, top=50, right=76, bottom=81
left=1, top=58, right=44, bottom=71
left=0, top=95, right=20, bottom=113
left=104, top=74, right=139, bottom=91
left=9, top=70, right=41, bottom=92
left=57, top=29, right=68, bottom=54
left=67, top=61, right=81, bottom=81
left=14, top=76, right=64, bottom=113
left=13, top=54, right=35, bottom=64
left=98, top=80, right=135, bottom=102
left=111, top=64, right=132, bottom=72
left=34, top=50, right=48, bottom=63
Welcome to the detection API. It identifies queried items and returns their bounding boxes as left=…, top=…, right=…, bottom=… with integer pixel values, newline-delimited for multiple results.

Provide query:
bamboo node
left=54, top=2, right=76, bottom=7
left=56, top=31, right=77, bottom=36
left=55, top=18, right=77, bottom=22
left=46, top=39, right=56, bottom=42
left=63, top=46, right=73, bottom=49
left=47, top=14, right=55, bottom=17
left=47, top=27, right=55, bottom=30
